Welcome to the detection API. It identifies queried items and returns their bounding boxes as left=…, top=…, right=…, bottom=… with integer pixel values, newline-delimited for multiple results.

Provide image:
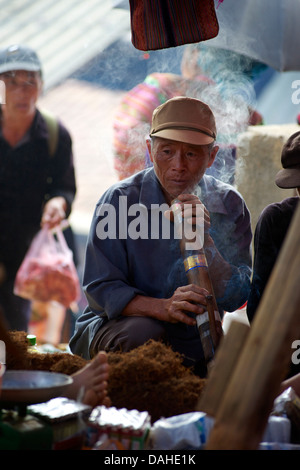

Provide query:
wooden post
left=196, top=320, right=250, bottom=417
left=206, top=202, right=300, bottom=450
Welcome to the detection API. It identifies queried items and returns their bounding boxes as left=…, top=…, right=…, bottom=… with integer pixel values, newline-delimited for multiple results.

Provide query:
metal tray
left=0, top=370, right=73, bottom=405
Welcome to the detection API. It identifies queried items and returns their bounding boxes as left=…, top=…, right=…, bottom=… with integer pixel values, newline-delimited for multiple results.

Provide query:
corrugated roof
left=0, top=0, right=130, bottom=90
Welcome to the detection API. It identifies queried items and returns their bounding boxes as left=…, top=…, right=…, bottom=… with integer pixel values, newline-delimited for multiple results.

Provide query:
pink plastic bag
left=14, top=226, right=80, bottom=307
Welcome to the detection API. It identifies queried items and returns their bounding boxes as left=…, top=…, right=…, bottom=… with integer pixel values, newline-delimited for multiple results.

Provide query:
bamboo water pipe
left=171, top=199, right=221, bottom=365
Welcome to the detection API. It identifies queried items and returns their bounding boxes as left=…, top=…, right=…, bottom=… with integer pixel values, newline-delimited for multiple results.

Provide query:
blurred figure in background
left=0, top=44, right=76, bottom=332
left=247, top=131, right=300, bottom=378
left=247, top=131, right=300, bottom=321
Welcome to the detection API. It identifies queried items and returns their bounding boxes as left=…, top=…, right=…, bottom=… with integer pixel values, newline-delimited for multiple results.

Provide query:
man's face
left=1, top=70, right=42, bottom=117
left=147, top=137, right=218, bottom=202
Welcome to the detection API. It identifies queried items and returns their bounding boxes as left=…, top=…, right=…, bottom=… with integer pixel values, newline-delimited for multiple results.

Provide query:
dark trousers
left=90, top=316, right=208, bottom=377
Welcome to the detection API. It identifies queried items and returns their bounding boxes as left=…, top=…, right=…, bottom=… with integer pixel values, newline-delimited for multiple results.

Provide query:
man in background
left=0, top=44, right=76, bottom=331
left=247, top=131, right=300, bottom=377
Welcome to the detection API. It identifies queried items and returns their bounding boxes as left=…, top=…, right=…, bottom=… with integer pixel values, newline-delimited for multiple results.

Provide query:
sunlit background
left=1, top=0, right=299, bottom=342
left=1, top=0, right=298, bottom=230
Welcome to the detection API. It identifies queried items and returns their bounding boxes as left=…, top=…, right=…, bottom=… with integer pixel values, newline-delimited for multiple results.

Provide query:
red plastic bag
left=14, top=226, right=80, bottom=307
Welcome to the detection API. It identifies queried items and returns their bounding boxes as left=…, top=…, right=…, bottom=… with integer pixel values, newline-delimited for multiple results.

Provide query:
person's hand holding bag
left=41, top=197, right=67, bottom=229
left=14, top=225, right=80, bottom=308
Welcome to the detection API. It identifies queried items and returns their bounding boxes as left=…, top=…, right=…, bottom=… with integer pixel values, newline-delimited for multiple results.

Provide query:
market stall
left=1, top=0, right=300, bottom=452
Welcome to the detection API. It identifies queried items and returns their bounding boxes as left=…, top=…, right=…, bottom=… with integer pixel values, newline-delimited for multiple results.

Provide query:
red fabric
left=129, top=0, right=219, bottom=51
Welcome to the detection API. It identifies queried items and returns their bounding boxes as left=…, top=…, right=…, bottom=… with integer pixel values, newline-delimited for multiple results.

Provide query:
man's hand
left=165, top=193, right=211, bottom=232
left=163, top=284, right=210, bottom=326
left=122, top=285, right=211, bottom=327
left=41, top=197, right=67, bottom=229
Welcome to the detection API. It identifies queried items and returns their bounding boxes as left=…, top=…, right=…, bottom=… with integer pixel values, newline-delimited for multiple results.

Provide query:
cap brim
left=150, top=128, right=215, bottom=146
left=275, top=167, right=300, bottom=188
left=0, top=62, right=41, bottom=74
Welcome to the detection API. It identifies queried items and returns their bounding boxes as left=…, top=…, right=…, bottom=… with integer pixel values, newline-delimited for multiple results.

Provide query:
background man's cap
left=275, top=131, right=300, bottom=189
left=0, top=44, right=41, bottom=74
left=150, top=96, right=217, bottom=146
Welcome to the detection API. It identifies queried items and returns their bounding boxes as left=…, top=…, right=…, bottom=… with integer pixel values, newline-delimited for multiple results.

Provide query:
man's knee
left=122, top=317, right=165, bottom=349
left=91, top=316, right=165, bottom=355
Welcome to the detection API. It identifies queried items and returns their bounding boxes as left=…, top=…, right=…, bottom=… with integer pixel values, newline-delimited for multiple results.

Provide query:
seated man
left=70, top=97, right=252, bottom=377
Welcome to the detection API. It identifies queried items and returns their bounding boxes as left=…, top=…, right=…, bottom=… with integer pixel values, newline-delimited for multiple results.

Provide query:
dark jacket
left=70, top=168, right=252, bottom=358
left=247, top=197, right=299, bottom=322
left=0, top=109, right=76, bottom=279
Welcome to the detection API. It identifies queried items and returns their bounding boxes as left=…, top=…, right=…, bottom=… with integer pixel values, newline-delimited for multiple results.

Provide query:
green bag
left=40, top=109, right=59, bottom=157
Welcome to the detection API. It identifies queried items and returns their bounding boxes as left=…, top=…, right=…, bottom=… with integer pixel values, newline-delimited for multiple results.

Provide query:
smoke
left=73, top=39, right=184, bottom=91
left=183, top=44, right=257, bottom=145
left=178, top=43, right=259, bottom=186
left=109, top=40, right=260, bottom=184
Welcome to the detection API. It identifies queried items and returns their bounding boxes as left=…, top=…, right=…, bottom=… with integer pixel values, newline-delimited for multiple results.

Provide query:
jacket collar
left=139, top=168, right=228, bottom=215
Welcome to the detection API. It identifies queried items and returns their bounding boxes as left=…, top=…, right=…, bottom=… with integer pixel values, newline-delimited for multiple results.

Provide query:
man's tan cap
left=150, top=96, right=217, bottom=146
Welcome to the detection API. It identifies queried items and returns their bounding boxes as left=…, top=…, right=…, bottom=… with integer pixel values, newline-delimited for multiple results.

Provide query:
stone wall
left=235, top=124, right=299, bottom=233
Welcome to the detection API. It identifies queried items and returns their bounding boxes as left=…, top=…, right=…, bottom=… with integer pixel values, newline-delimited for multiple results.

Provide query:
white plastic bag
left=149, top=412, right=215, bottom=450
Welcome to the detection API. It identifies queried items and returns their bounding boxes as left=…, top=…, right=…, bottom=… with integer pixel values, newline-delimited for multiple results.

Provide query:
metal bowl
left=0, top=370, right=73, bottom=405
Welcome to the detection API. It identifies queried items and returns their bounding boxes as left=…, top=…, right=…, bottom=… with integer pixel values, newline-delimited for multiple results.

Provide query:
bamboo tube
left=184, top=255, right=220, bottom=350
left=171, top=199, right=221, bottom=363
left=206, top=202, right=300, bottom=450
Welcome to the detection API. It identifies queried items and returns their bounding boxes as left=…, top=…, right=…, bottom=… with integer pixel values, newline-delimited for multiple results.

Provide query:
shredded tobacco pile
left=6, top=330, right=87, bottom=374
left=5, top=332, right=206, bottom=423
left=106, top=340, right=206, bottom=423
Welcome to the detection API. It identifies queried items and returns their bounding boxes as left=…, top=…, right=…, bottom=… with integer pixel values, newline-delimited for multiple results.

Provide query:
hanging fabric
left=129, top=0, right=219, bottom=51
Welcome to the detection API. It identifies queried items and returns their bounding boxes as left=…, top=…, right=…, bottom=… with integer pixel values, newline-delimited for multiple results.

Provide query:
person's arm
left=167, top=191, right=252, bottom=311
left=279, top=373, right=300, bottom=397
left=202, top=234, right=232, bottom=298
left=122, top=284, right=211, bottom=326
left=209, top=191, right=252, bottom=312
left=247, top=206, right=279, bottom=322
left=45, top=122, right=76, bottom=222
